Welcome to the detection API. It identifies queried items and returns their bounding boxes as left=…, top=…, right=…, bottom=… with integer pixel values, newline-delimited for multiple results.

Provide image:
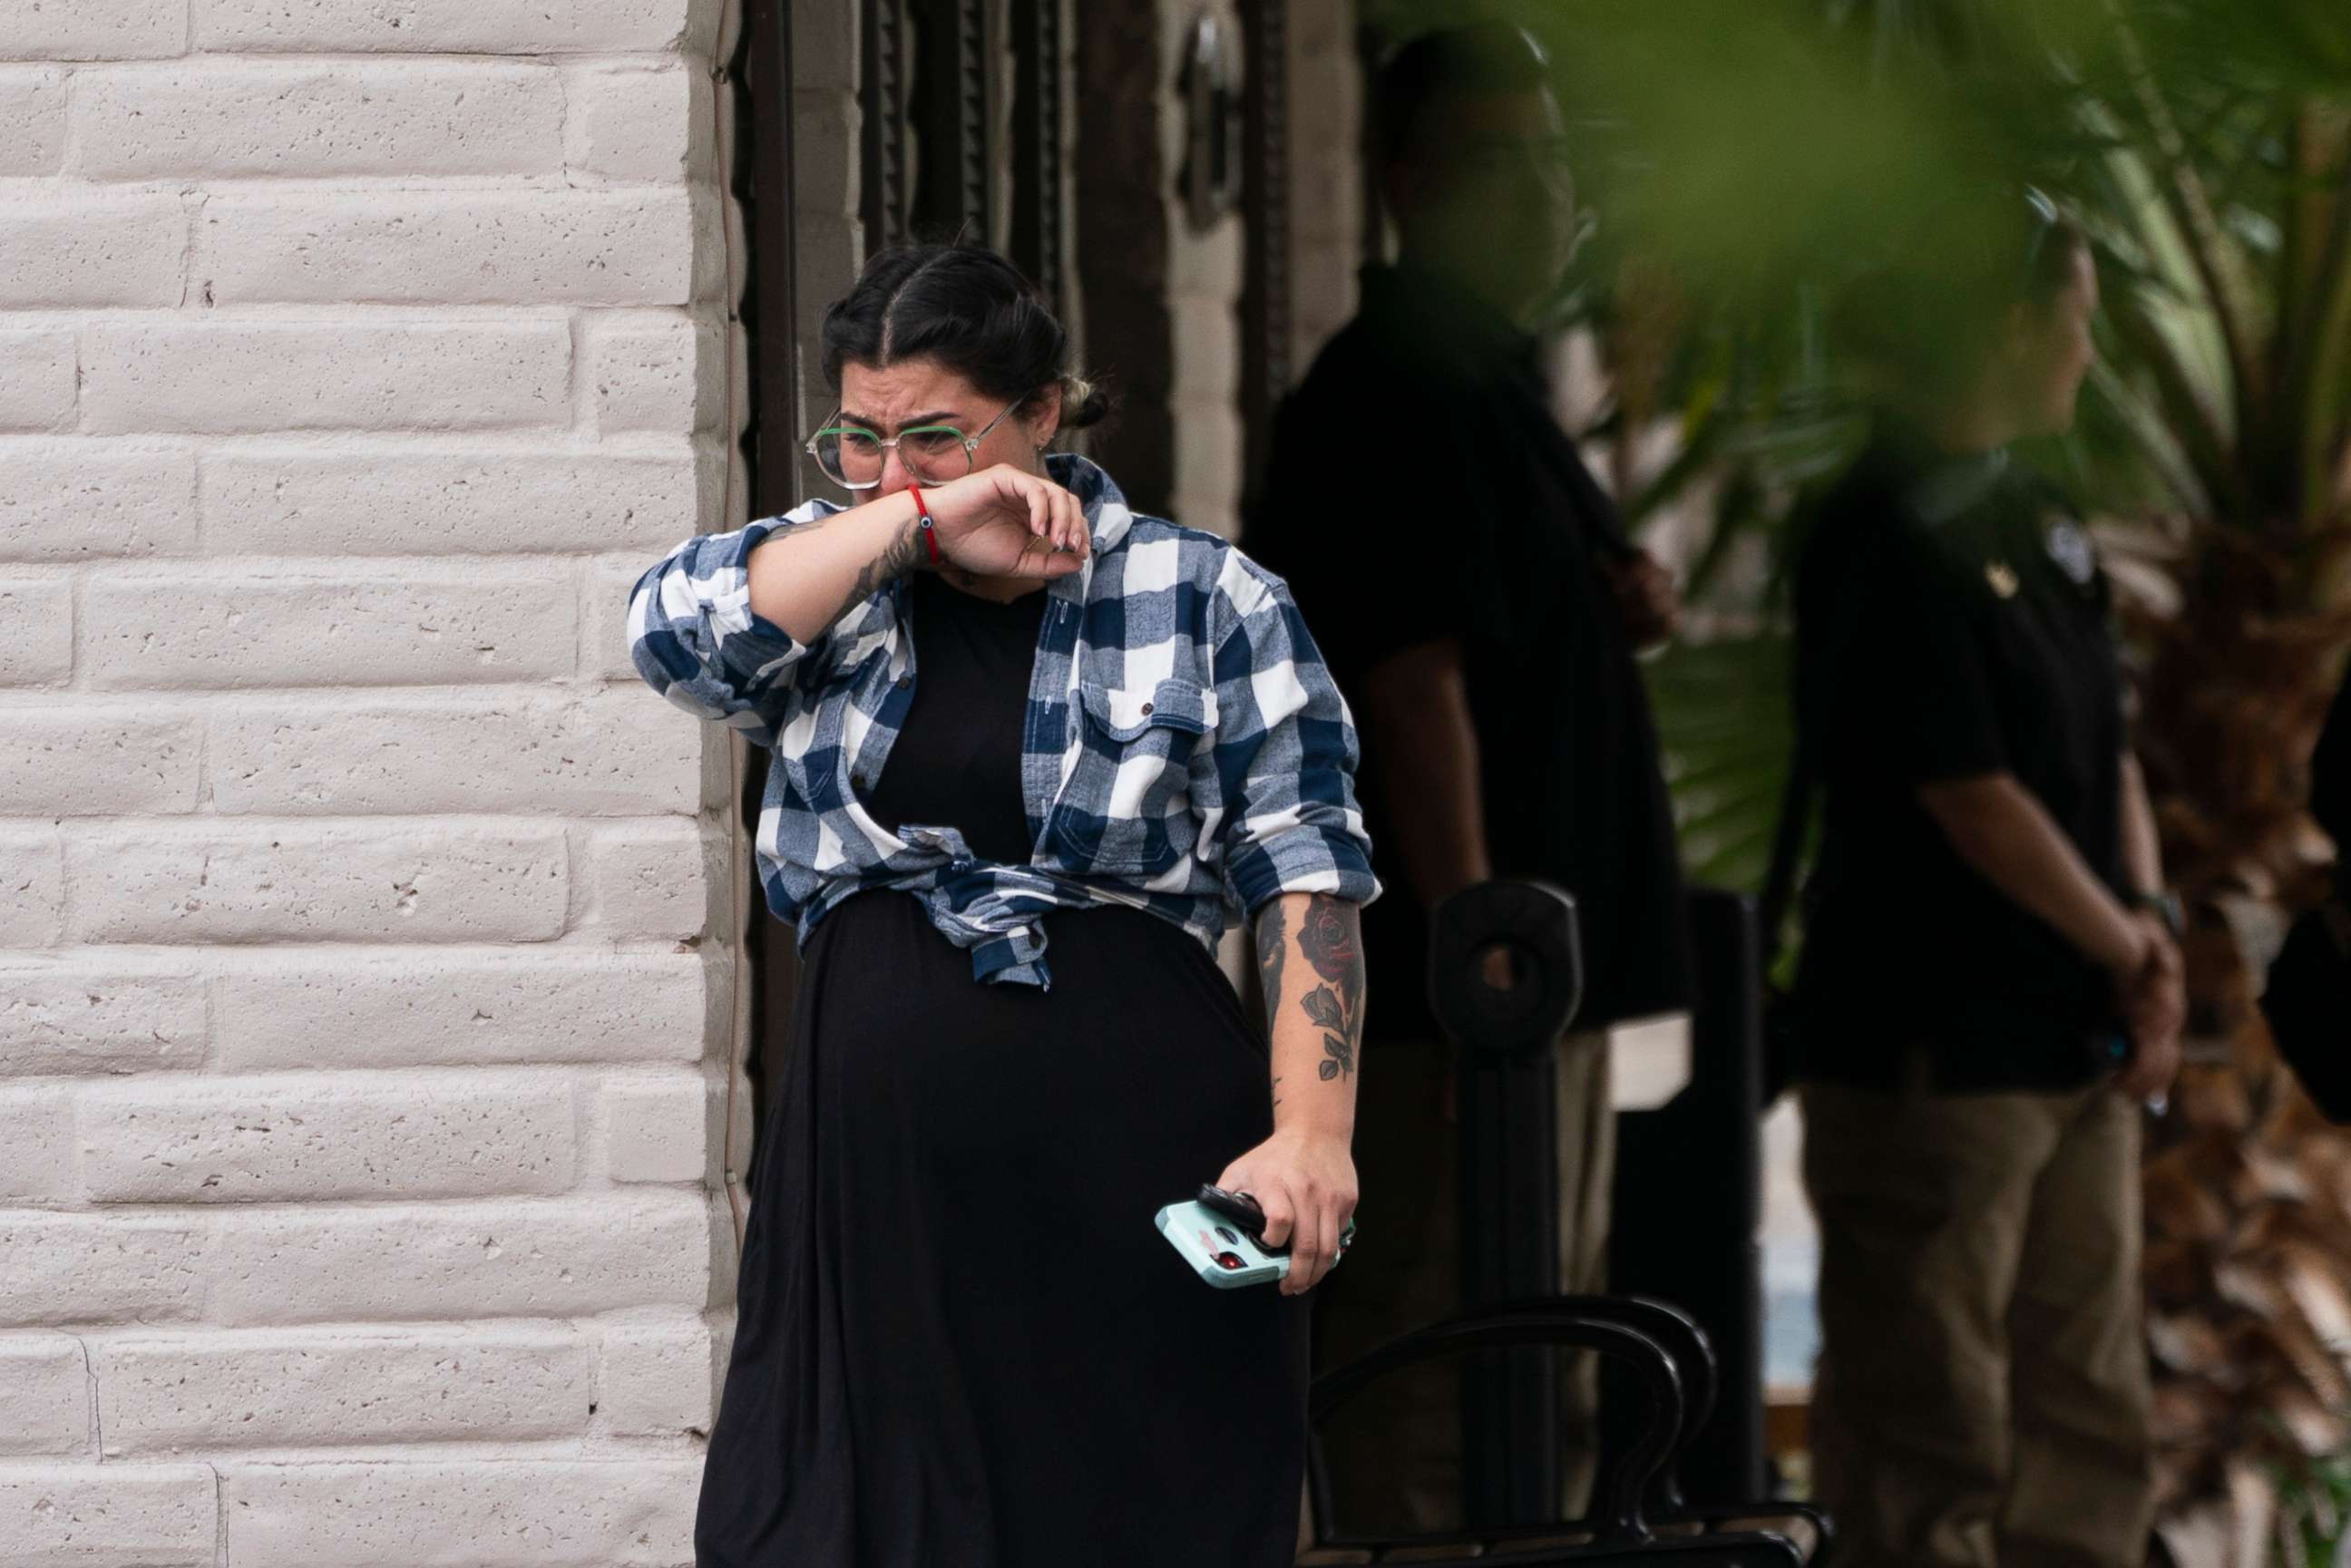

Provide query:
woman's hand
left=1215, top=1127, right=1357, bottom=1298
left=921, top=463, right=1091, bottom=579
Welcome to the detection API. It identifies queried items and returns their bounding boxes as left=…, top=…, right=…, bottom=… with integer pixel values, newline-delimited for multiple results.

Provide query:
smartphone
left=1156, top=1199, right=1291, bottom=1289
left=1155, top=1184, right=1359, bottom=1290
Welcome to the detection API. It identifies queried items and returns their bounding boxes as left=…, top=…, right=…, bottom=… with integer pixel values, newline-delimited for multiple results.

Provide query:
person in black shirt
left=2262, top=672, right=2351, bottom=1116
left=2313, top=674, right=2351, bottom=869
left=1792, top=201, right=2184, bottom=1568
left=1246, top=23, right=1692, bottom=1531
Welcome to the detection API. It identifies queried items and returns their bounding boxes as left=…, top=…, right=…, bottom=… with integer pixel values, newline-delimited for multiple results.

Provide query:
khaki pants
left=1802, top=1065, right=2154, bottom=1568
left=1313, top=1031, right=1614, bottom=1535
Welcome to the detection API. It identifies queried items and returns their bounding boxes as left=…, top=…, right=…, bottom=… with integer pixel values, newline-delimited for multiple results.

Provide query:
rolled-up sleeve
left=1202, top=561, right=1383, bottom=916
left=625, top=503, right=836, bottom=750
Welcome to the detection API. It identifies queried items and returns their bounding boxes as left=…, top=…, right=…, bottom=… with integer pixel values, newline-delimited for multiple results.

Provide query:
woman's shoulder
left=1107, top=514, right=1296, bottom=627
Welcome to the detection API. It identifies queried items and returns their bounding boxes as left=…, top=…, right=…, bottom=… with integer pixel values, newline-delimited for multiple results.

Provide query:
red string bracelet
left=906, top=482, right=941, bottom=566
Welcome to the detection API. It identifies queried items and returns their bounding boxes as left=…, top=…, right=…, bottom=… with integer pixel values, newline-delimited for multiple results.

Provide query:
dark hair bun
left=821, top=242, right=1112, bottom=437
left=1059, top=371, right=1111, bottom=431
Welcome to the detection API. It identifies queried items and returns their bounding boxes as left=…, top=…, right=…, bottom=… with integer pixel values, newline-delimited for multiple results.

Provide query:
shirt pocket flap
left=1076, top=678, right=1216, bottom=742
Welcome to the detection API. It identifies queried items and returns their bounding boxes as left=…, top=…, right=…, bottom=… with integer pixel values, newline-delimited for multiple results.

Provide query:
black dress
left=694, top=570, right=1309, bottom=1568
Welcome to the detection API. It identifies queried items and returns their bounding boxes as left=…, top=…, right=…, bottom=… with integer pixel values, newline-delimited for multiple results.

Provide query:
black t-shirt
left=1245, top=264, right=1692, bottom=1037
left=2313, top=674, right=2351, bottom=868
left=864, top=570, right=1049, bottom=867
left=1791, top=426, right=2128, bottom=1091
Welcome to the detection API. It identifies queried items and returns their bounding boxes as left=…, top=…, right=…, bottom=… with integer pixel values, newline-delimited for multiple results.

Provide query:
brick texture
left=74, top=63, right=567, bottom=180
left=0, top=330, right=77, bottom=432
left=0, top=444, right=200, bottom=560
left=210, top=949, right=711, bottom=1071
left=196, top=190, right=695, bottom=307
left=196, top=0, right=693, bottom=55
left=0, top=0, right=744, bottom=1549
left=79, top=565, right=580, bottom=688
left=0, top=68, right=67, bottom=174
left=203, top=1193, right=717, bottom=1325
left=199, top=446, right=701, bottom=556
left=73, top=1073, right=582, bottom=1203
left=0, top=1463, right=216, bottom=1568
left=80, top=319, right=575, bottom=435
left=220, top=1459, right=701, bottom=1568
left=0, top=703, right=202, bottom=816
left=96, top=1325, right=594, bottom=1453
left=0, top=1335, right=92, bottom=1456
left=0, top=1213, right=207, bottom=1327
left=4, top=1, right=190, bottom=61
left=0, top=959, right=210, bottom=1078
left=0, top=577, right=73, bottom=686
left=64, top=822, right=574, bottom=944
left=0, top=193, right=189, bottom=308
left=569, top=63, right=702, bottom=181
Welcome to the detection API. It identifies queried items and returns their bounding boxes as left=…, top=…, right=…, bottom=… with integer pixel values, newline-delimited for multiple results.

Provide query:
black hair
left=819, top=242, right=1110, bottom=431
left=2022, top=200, right=2093, bottom=307
left=1374, top=22, right=1552, bottom=168
left=1834, top=191, right=2095, bottom=393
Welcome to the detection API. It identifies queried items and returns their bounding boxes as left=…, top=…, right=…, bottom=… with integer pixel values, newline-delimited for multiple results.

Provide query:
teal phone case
left=1156, top=1199, right=1291, bottom=1288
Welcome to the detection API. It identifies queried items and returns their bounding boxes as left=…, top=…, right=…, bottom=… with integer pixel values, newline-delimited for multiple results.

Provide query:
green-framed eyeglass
left=805, top=398, right=1021, bottom=491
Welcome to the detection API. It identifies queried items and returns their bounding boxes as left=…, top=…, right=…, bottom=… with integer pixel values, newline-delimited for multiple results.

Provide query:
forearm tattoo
left=1255, top=901, right=1290, bottom=1105
left=808, top=508, right=924, bottom=632
left=1297, top=895, right=1364, bottom=1081
left=1255, top=896, right=1365, bottom=1085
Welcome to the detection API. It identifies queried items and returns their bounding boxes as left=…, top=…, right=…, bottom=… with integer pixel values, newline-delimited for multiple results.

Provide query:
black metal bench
left=1301, top=1298, right=1808, bottom=1566
left=1295, top=881, right=1829, bottom=1566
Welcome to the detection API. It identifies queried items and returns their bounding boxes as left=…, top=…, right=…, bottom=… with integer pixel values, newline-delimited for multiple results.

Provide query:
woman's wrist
left=854, top=489, right=931, bottom=576
left=1271, top=1096, right=1353, bottom=1143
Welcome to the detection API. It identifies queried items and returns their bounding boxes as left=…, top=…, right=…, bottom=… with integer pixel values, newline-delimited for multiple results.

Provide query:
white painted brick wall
left=3, top=443, right=200, bottom=550
left=81, top=319, right=578, bottom=434
left=7, top=2, right=190, bottom=61
left=0, top=1334, right=93, bottom=1456
left=0, top=0, right=746, bottom=1559
left=197, top=446, right=707, bottom=555
left=221, top=1459, right=704, bottom=1568
left=570, top=63, right=704, bottom=180
left=0, top=66, right=68, bottom=172
left=0, top=577, right=73, bottom=682
left=0, top=1463, right=219, bottom=1568
left=83, top=565, right=583, bottom=687
left=0, top=326, right=77, bottom=428
left=195, top=190, right=697, bottom=307
left=74, top=63, right=568, bottom=180
left=0, top=192, right=190, bottom=307
left=194, top=0, right=697, bottom=55
left=94, top=1323, right=597, bottom=1453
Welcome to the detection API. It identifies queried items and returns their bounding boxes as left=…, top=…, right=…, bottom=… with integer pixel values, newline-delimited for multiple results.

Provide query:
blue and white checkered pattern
left=626, top=453, right=1381, bottom=989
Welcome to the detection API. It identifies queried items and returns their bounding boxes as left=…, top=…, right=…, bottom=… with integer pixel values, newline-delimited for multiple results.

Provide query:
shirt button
left=1140, top=701, right=1155, bottom=716
left=895, top=675, right=912, bottom=690
left=853, top=774, right=871, bottom=791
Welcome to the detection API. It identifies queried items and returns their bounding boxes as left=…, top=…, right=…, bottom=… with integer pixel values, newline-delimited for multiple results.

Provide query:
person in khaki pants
left=1247, top=24, right=1693, bottom=1533
left=1805, top=1062, right=2153, bottom=1568
left=1789, top=197, right=2184, bottom=1568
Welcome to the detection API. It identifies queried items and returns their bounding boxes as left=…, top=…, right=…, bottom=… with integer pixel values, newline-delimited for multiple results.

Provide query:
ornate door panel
left=863, top=0, right=1068, bottom=316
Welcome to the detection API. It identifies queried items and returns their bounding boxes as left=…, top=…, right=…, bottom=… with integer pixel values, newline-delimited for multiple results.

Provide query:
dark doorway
left=861, top=0, right=1071, bottom=312
left=737, top=0, right=1079, bottom=1137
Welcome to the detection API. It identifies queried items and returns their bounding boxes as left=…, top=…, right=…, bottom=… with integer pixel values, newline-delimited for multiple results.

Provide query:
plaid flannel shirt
left=626, top=453, right=1381, bottom=989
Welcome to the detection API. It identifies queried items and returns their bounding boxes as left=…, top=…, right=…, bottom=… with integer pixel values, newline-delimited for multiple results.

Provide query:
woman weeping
left=625, top=240, right=1380, bottom=1568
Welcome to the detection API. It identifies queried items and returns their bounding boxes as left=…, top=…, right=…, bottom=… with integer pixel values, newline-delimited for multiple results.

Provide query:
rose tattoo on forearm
left=1297, top=895, right=1364, bottom=1081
